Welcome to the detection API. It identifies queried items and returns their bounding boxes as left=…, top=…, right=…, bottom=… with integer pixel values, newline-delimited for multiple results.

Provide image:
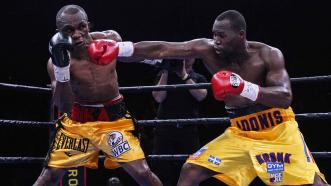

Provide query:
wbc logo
left=108, top=131, right=123, bottom=148
left=107, top=131, right=131, bottom=158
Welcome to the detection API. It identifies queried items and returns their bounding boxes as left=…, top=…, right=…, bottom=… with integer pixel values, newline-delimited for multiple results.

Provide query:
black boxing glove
left=49, top=32, right=73, bottom=82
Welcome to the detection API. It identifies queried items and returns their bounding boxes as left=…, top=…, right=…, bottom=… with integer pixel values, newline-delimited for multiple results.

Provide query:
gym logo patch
left=208, top=155, right=221, bottom=166
left=108, top=131, right=131, bottom=158
left=266, top=162, right=284, bottom=183
left=256, top=152, right=291, bottom=165
left=190, top=147, right=207, bottom=160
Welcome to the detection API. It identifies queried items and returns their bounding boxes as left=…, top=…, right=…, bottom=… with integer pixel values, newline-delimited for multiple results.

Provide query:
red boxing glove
left=211, top=71, right=260, bottom=101
left=88, top=39, right=119, bottom=65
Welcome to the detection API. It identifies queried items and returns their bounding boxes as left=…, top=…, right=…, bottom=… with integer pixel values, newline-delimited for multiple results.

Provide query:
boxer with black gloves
left=33, top=5, right=162, bottom=186
left=49, top=32, right=73, bottom=82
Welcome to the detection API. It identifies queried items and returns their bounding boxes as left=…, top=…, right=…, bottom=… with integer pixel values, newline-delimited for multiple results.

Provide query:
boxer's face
left=57, top=11, right=91, bottom=48
left=212, top=19, right=242, bottom=57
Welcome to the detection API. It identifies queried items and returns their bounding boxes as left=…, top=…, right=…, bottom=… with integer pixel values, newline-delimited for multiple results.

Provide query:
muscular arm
left=133, top=39, right=209, bottom=59
left=257, top=48, right=292, bottom=108
left=47, top=59, right=74, bottom=114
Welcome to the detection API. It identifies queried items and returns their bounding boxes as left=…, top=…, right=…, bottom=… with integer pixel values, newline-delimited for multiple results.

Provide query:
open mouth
left=214, top=45, right=223, bottom=54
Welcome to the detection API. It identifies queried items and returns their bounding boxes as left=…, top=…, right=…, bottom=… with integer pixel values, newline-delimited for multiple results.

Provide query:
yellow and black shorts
left=187, top=107, right=327, bottom=185
left=46, top=98, right=145, bottom=169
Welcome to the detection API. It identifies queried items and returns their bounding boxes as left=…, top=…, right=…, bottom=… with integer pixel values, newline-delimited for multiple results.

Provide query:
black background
left=0, top=0, right=330, bottom=185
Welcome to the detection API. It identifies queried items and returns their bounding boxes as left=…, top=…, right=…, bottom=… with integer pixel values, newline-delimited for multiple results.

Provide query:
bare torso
left=48, top=30, right=122, bottom=104
left=69, top=57, right=119, bottom=103
left=201, top=40, right=271, bottom=108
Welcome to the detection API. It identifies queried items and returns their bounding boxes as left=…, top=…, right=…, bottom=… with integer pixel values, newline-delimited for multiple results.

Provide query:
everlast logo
left=53, top=132, right=89, bottom=153
left=256, top=152, right=292, bottom=165
left=235, top=110, right=283, bottom=131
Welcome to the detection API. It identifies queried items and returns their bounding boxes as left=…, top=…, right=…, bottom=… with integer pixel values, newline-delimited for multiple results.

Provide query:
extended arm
left=132, top=39, right=208, bottom=59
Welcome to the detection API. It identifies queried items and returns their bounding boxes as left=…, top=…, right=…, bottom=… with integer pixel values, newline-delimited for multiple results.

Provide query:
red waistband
left=70, top=94, right=126, bottom=122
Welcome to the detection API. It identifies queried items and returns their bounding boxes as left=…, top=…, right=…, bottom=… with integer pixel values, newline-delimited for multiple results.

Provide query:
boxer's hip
left=71, top=94, right=130, bottom=123
left=229, top=106, right=296, bottom=132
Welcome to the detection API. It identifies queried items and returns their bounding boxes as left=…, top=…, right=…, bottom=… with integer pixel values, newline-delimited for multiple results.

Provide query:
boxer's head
left=212, top=10, right=247, bottom=57
left=55, top=5, right=91, bottom=48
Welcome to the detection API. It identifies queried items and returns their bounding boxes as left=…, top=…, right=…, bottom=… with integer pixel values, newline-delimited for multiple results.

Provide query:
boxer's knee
left=33, top=167, right=66, bottom=186
left=178, top=163, right=215, bottom=186
left=123, top=159, right=152, bottom=178
left=135, top=165, right=153, bottom=179
left=180, top=163, right=199, bottom=176
left=312, top=172, right=329, bottom=186
left=121, top=159, right=162, bottom=185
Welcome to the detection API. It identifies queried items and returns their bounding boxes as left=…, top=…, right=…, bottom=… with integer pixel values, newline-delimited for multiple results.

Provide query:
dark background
left=0, top=0, right=330, bottom=185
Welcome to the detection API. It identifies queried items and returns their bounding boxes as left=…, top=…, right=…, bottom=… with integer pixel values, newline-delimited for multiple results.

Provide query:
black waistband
left=226, top=104, right=271, bottom=119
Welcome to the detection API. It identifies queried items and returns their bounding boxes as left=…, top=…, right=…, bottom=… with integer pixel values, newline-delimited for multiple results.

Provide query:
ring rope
left=1, top=152, right=330, bottom=164
left=1, top=75, right=330, bottom=93
left=1, top=112, right=330, bottom=127
left=0, top=82, right=51, bottom=93
left=138, top=112, right=331, bottom=126
left=0, top=119, right=53, bottom=127
left=147, top=152, right=331, bottom=160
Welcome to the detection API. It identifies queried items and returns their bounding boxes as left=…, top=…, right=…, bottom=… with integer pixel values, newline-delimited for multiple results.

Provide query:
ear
left=239, top=30, right=245, bottom=40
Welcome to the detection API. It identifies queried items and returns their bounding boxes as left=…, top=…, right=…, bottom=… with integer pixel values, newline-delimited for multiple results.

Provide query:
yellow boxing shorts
left=187, top=107, right=327, bottom=185
left=46, top=97, right=145, bottom=169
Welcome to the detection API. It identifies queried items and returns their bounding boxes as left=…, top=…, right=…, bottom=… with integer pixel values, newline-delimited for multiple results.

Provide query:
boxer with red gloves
left=87, top=39, right=134, bottom=65
left=128, top=9, right=327, bottom=186
left=211, top=70, right=260, bottom=101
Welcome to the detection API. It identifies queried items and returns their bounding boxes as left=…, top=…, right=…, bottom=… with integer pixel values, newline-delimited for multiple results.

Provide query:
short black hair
left=216, top=10, right=246, bottom=32
left=56, top=5, right=88, bottom=28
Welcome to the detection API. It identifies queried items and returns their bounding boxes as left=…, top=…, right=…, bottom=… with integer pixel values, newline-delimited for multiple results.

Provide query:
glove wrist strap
left=240, top=81, right=260, bottom=101
left=118, top=42, right=134, bottom=57
left=53, top=65, right=70, bottom=82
